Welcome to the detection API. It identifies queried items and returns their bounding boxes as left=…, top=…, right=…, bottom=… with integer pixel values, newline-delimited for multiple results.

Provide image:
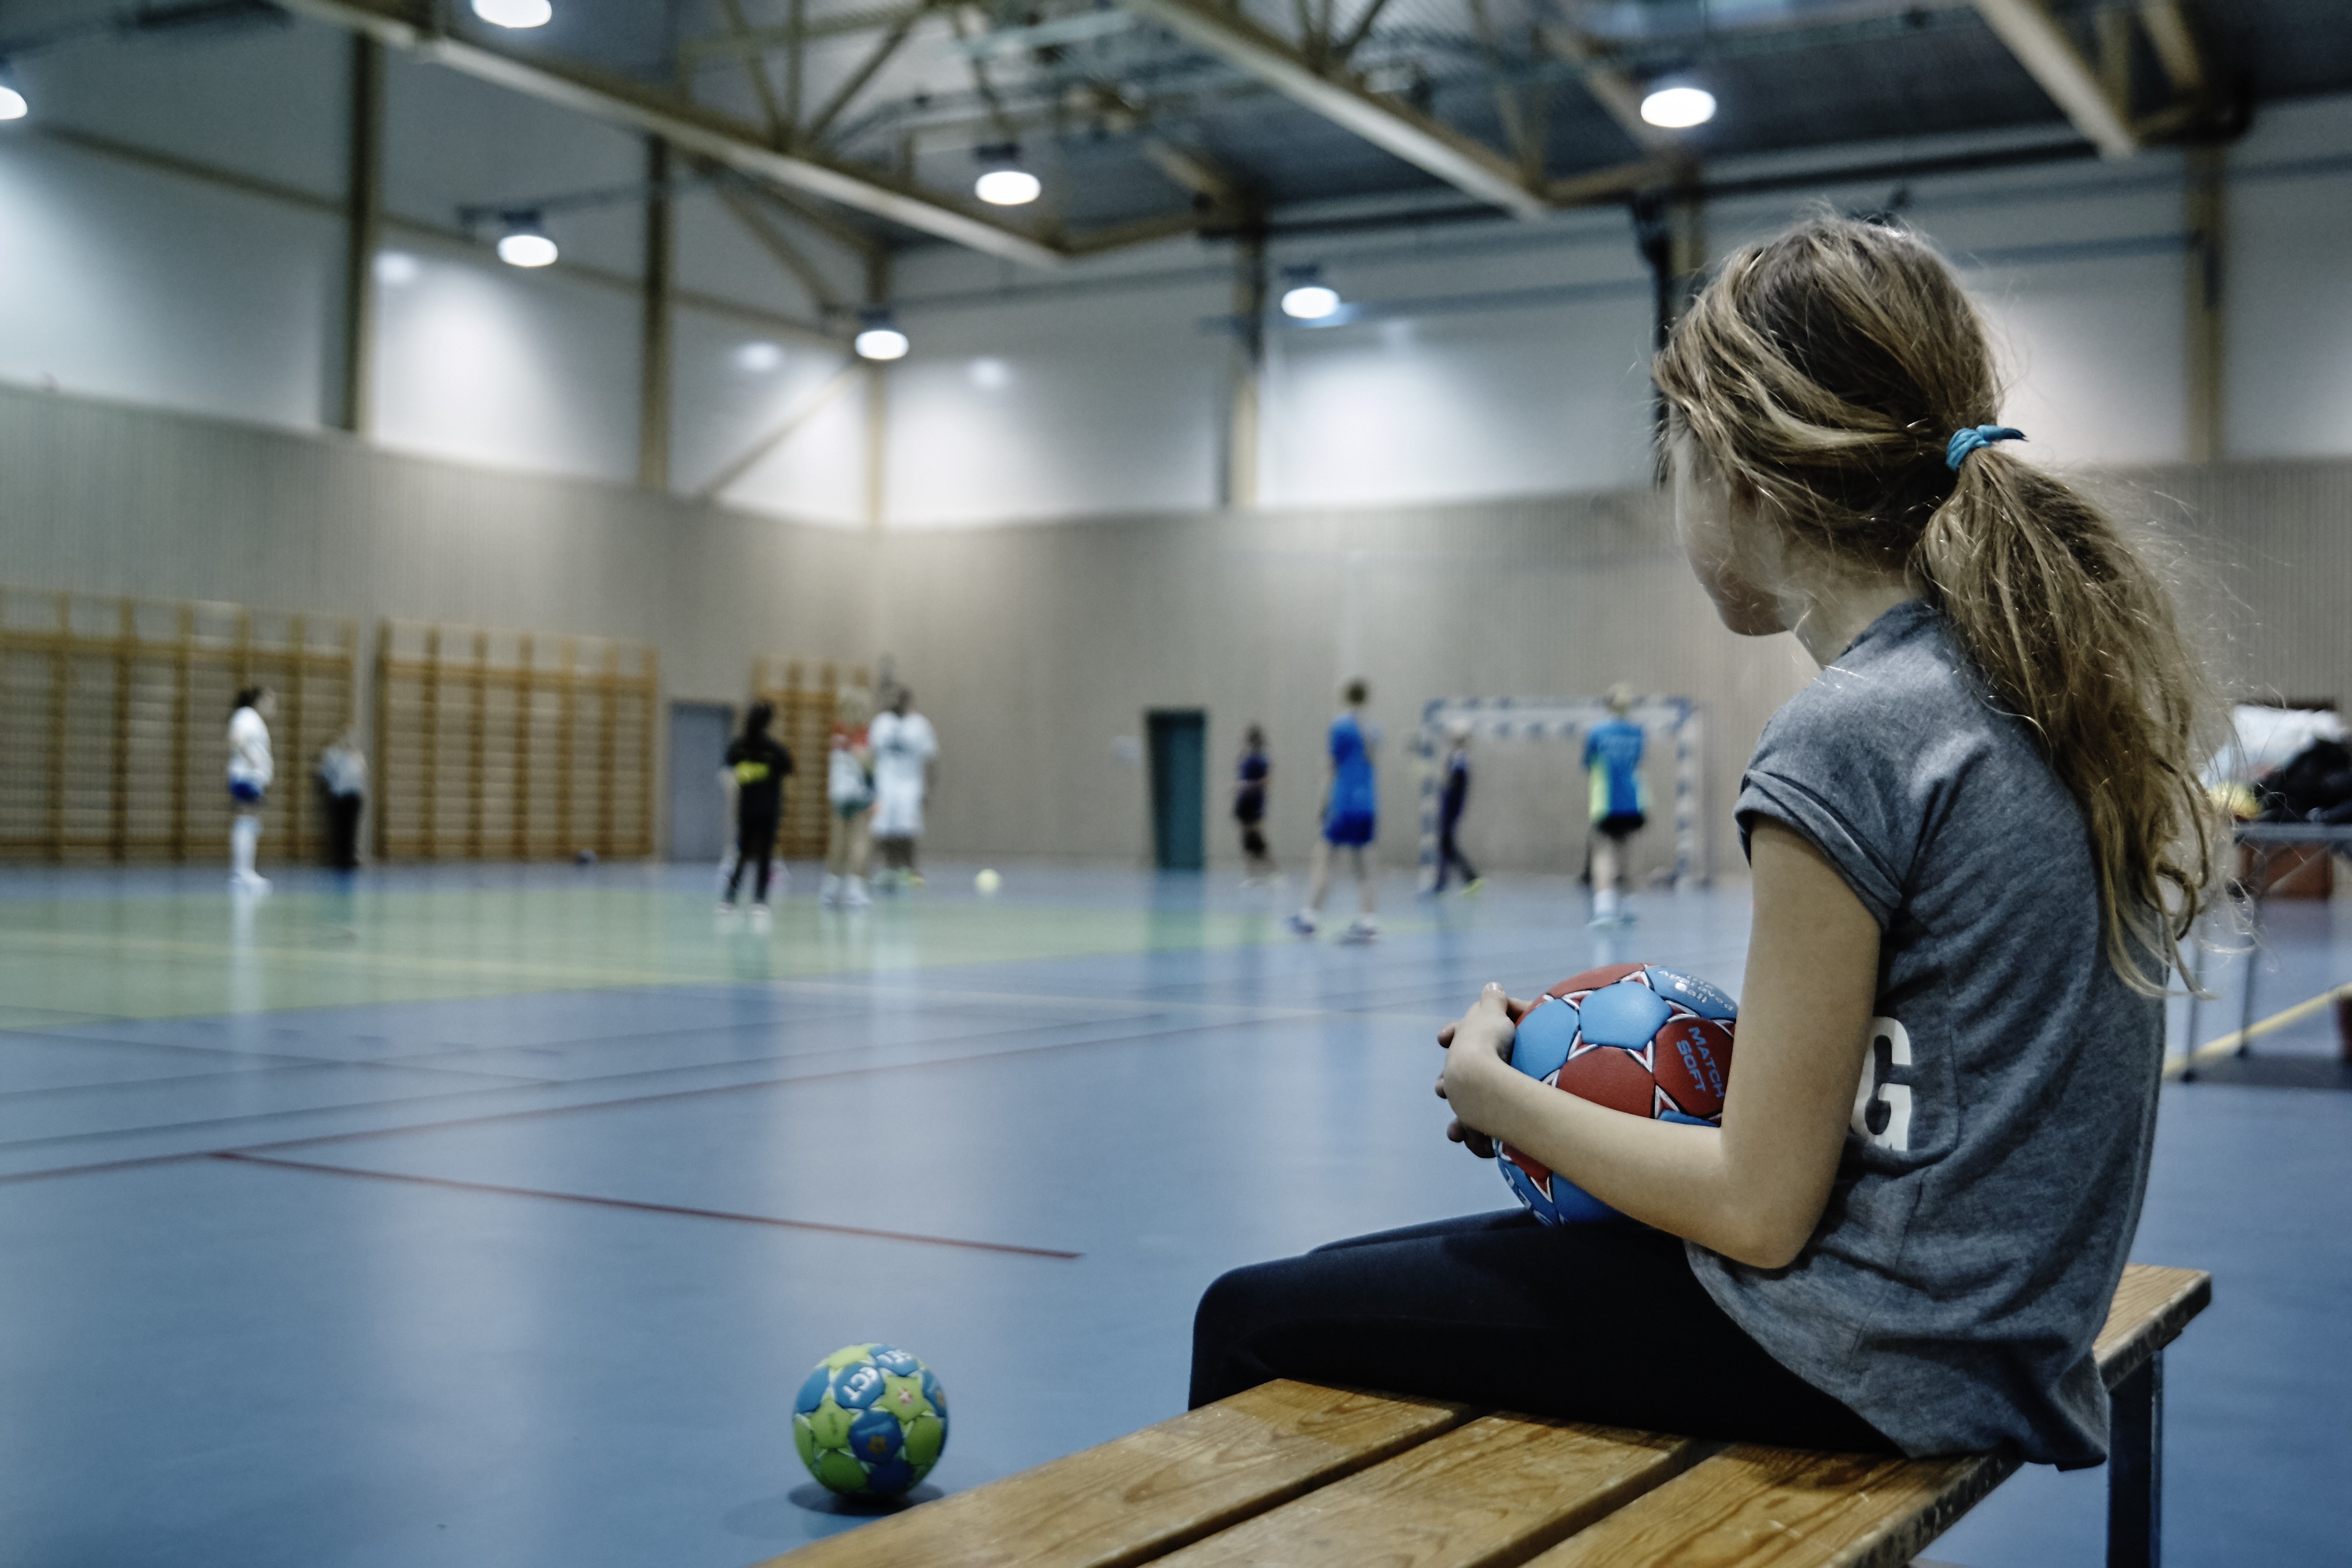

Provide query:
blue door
left=1148, top=710, right=1206, bottom=870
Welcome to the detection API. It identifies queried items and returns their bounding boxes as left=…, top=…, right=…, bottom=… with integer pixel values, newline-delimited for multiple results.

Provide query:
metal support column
left=1634, top=183, right=1704, bottom=446
left=638, top=136, right=674, bottom=490
left=2185, top=142, right=2226, bottom=462
left=336, top=34, right=384, bottom=435
left=1225, top=227, right=1266, bottom=510
left=2107, top=1352, right=2163, bottom=1568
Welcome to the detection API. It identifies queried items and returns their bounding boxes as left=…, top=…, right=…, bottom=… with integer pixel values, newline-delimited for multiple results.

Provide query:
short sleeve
left=1736, top=766, right=1904, bottom=929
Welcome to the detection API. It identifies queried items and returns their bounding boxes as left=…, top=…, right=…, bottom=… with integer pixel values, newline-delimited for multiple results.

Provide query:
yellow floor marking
left=2165, top=982, right=2352, bottom=1079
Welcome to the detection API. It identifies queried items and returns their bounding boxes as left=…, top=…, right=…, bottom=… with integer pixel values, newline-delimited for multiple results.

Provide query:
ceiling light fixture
left=973, top=143, right=1041, bottom=207
left=854, top=309, right=909, bottom=362
left=1278, top=265, right=1341, bottom=321
left=0, top=61, right=27, bottom=122
left=1639, top=83, right=1716, bottom=130
left=495, top=212, right=558, bottom=268
left=472, top=0, right=553, bottom=27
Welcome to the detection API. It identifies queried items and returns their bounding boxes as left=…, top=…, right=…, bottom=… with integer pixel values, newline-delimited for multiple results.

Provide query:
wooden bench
left=760, top=1262, right=2208, bottom=1568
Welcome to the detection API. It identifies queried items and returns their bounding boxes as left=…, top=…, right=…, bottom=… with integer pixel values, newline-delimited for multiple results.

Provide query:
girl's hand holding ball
left=1436, top=983, right=1536, bottom=1159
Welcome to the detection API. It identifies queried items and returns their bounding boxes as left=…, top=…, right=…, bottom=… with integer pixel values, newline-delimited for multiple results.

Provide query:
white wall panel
left=370, top=245, right=640, bottom=483
left=1244, top=221, right=1657, bottom=508
left=885, top=282, right=1227, bottom=527
left=1713, top=164, right=2191, bottom=468
left=672, top=304, right=865, bottom=527
left=2228, top=97, right=2352, bottom=460
left=1258, top=298, right=1656, bottom=507
left=1968, top=250, right=2188, bottom=468
left=0, top=137, right=338, bottom=429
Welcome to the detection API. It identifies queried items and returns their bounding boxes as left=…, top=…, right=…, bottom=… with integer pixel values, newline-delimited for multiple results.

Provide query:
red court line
left=211, top=1151, right=1083, bottom=1260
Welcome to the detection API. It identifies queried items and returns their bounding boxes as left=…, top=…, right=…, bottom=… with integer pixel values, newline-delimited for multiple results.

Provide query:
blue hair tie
left=1946, top=425, right=2024, bottom=470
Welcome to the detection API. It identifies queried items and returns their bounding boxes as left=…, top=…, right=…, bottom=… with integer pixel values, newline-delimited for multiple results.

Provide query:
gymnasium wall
left=0, top=380, right=863, bottom=710
left=4, top=18, right=2351, bottom=870
left=851, top=491, right=1813, bottom=880
left=4, top=376, right=2348, bottom=872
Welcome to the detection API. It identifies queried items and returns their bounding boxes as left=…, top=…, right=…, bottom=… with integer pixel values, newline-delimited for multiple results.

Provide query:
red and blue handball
left=1497, top=963, right=1738, bottom=1224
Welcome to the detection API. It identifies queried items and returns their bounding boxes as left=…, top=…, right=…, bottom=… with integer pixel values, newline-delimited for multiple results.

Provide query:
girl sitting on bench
left=1192, top=215, right=2217, bottom=1468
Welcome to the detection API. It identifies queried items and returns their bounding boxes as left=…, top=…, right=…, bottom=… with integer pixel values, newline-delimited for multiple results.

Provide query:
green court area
left=0, top=877, right=1346, bottom=1022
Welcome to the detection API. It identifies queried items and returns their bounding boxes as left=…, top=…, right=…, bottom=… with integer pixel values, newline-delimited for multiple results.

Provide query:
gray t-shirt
left=1689, top=600, right=2163, bottom=1467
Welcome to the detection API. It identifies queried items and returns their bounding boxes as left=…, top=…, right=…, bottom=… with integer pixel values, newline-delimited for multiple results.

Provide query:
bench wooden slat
left=2093, top=1263, right=2211, bottom=1389
left=1519, top=1262, right=2211, bottom=1568
left=1150, top=1415, right=1708, bottom=1568
left=758, top=1380, right=1471, bottom=1568
left=1521, top=1445, right=2016, bottom=1568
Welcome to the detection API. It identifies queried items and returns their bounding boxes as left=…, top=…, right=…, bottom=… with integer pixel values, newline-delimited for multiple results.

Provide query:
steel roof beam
left=278, top=0, right=1068, bottom=266
left=2137, top=0, right=2207, bottom=99
left=1972, top=0, right=2139, bottom=157
left=1119, top=0, right=1551, bottom=218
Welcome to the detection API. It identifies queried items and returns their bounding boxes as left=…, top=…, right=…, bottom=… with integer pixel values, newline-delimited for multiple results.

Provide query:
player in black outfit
left=1234, top=724, right=1274, bottom=882
left=722, top=702, right=793, bottom=914
left=1432, top=724, right=1481, bottom=894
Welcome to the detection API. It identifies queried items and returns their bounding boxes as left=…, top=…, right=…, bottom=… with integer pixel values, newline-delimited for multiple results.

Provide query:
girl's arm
left=1438, top=819, right=1879, bottom=1269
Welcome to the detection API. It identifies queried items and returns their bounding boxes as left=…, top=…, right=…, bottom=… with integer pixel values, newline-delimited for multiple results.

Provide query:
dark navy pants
left=1189, top=1210, right=1892, bottom=1451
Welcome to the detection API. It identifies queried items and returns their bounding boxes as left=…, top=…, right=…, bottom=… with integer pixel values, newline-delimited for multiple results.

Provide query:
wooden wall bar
left=0, top=586, right=355, bottom=864
left=750, top=659, right=871, bottom=861
left=375, top=619, right=658, bottom=862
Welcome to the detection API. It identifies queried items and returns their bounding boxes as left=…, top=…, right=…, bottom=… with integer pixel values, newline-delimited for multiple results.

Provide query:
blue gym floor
left=0, top=862, right=2343, bottom=1568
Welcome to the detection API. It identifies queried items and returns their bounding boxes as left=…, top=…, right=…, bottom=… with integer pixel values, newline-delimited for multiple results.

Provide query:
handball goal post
left=1414, top=696, right=1707, bottom=893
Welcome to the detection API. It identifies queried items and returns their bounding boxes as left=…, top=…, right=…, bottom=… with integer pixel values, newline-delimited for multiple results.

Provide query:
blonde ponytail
left=1656, top=216, right=2217, bottom=991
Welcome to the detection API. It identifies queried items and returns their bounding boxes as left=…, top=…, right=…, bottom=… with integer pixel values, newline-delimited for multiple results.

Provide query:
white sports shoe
left=1286, top=912, right=1318, bottom=937
left=230, top=872, right=271, bottom=895
left=843, top=877, right=870, bottom=909
left=819, top=873, right=841, bottom=906
left=1340, top=916, right=1379, bottom=944
left=749, top=904, right=772, bottom=932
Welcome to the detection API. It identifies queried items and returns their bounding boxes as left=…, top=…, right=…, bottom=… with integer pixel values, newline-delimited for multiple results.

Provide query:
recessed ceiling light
left=1280, top=284, right=1341, bottom=320
left=1640, top=85, right=1716, bottom=129
left=975, top=168, right=1042, bottom=206
left=496, top=214, right=558, bottom=268
left=473, top=0, right=553, bottom=27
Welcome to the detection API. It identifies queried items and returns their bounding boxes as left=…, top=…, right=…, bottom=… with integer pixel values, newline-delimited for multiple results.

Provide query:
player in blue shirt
left=1289, top=680, right=1381, bottom=942
left=1585, top=684, right=1646, bottom=925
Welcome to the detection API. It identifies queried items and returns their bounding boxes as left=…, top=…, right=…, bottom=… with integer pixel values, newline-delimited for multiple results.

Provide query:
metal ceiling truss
left=1119, top=0, right=1663, bottom=218
left=281, top=0, right=2226, bottom=283
left=1970, top=0, right=2217, bottom=158
left=278, top=0, right=1221, bottom=268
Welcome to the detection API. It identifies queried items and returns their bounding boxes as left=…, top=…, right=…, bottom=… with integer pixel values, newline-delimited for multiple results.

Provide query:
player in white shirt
left=822, top=688, right=876, bottom=909
left=225, top=687, right=276, bottom=893
left=867, top=689, right=937, bottom=887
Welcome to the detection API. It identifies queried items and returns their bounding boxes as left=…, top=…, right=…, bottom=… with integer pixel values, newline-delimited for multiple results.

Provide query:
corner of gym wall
left=0, top=380, right=873, bottom=716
